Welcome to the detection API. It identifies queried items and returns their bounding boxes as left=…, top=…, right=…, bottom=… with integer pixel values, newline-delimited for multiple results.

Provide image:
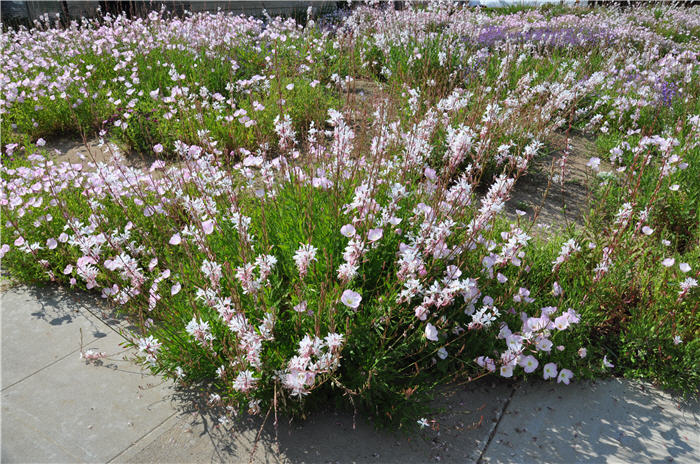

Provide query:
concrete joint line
left=1, top=337, right=101, bottom=392
left=106, top=410, right=179, bottom=463
left=476, top=382, right=518, bottom=464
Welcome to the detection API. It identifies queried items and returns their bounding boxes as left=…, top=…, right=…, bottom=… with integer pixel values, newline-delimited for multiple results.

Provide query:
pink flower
left=543, top=362, right=558, bottom=380
left=586, top=157, right=601, bottom=171
left=557, top=369, right=573, bottom=385
left=661, top=257, right=675, bottom=267
left=679, top=262, right=691, bottom=273
left=149, top=160, right=166, bottom=171
left=500, top=364, right=513, bottom=378
left=519, top=355, right=539, bottom=374
left=368, top=228, right=383, bottom=242
left=46, top=238, right=57, bottom=250
left=425, top=322, right=438, bottom=341
left=415, top=305, right=429, bottom=321
left=552, top=281, right=562, bottom=296
left=340, top=224, right=356, bottom=238
left=202, top=220, right=214, bottom=235
left=578, top=347, right=587, bottom=358
left=171, top=282, right=181, bottom=296
left=153, top=144, right=164, bottom=153
left=340, top=289, right=362, bottom=309
left=169, top=233, right=181, bottom=245
left=535, top=337, right=553, bottom=352
left=14, top=236, right=24, bottom=247
left=476, top=356, right=496, bottom=372
left=294, top=301, right=308, bottom=313
left=0, top=244, right=9, bottom=258
left=233, top=370, right=257, bottom=393
left=554, top=314, right=570, bottom=331
left=603, top=355, right=614, bottom=369
left=641, top=226, right=654, bottom=235
left=293, top=243, right=318, bottom=278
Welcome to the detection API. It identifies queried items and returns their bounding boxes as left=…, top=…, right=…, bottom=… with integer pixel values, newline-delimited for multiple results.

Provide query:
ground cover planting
left=1, top=3, right=698, bottom=430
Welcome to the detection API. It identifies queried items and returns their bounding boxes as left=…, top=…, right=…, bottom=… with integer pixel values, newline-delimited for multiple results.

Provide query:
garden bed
left=1, top=3, right=698, bottom=430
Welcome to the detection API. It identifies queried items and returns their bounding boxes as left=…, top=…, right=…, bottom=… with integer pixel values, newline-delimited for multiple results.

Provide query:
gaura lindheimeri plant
left=1, top=2, right=698, bottom=427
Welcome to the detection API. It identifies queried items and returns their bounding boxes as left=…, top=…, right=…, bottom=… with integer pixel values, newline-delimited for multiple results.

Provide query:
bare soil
left=42, top=134, right=158, bottom=170
left=505, top=130, right=602, bottom=231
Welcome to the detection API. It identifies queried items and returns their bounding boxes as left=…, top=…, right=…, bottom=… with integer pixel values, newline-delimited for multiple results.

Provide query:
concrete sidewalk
left=1, top=285, right=698, bottom=463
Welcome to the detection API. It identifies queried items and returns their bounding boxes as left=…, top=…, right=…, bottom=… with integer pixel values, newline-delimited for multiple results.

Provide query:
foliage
left=1, top=3, right=698, bottom=429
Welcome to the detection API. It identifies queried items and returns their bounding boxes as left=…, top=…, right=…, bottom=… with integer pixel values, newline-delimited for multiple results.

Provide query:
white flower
left=543, top=362, right=558, bottom=380
left=500, top=364, right=513, bottom=378
left=293, top=243, right=318, bottom=278
left=552, top=281, right=562, bottom=296
left=603, top=355, right=614, bottom=369
left=340, top=289, right=362, bottom=309
left=294, top=301, right=307, bottom=313
left=202, top=219, right=214, bottom=235
left=233, top=370, right=257, bottom=393
left=519, top=355, right=538, bottom=374
left=340, top=224, right=356, bottom=238
left=368, top=228, right=383, bottom=242
left=437, top=347, right=448, bottom=360
left=557, top=369, right=573, bottom=385
left=586, top=157, right=601, bottom=171
left=425, top=323, right=438, bottom=342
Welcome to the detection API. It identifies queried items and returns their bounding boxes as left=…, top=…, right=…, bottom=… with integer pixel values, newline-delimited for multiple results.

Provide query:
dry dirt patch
left=42, top=134, right=158, bottom=170
left=506, top=130, right=602, bottom=231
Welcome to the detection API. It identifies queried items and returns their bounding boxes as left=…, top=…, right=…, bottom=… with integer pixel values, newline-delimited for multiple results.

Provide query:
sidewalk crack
left=476, top=382, right=518, bottom=464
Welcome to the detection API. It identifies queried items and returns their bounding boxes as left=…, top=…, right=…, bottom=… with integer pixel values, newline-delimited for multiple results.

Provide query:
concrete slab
left=481, top=378, right=700, bottom=464
left=0, top=405, right=81, bottom=463
left=1, top=328, right=176, bottom=463
left=1, top=285, right=125, bottom=389
left=3, top=284, right=697, bottom=464
left=112, top=379, right=514, bottom=463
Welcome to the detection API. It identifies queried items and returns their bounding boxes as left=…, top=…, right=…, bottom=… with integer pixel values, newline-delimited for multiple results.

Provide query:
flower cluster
left=1, top=2, right=698, bottom=426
